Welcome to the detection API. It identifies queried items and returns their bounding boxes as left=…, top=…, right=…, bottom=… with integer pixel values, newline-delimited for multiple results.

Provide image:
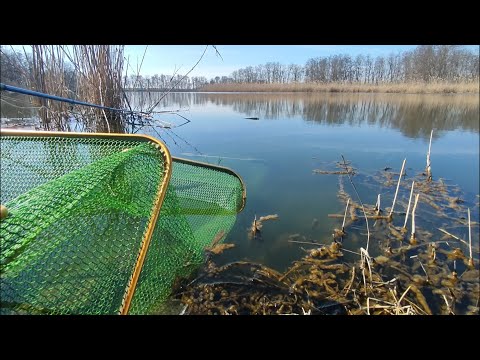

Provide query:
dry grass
left=30, top=46, right=72, bottom=131
left=70, top=46, right=125, bottom=132
left=30, top=45, right=125, bottom=132
left=200, top=81, right=479, bottom=94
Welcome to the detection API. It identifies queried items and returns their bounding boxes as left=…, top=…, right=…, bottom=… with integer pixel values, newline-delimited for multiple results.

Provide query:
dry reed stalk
left=389, top=158, right=406, bottom=218
left=375, top=194, right=381, bottom=215
left=30, top=45, right=71, bottom=130
left=426, top=129, right=433, bottom=181
left=360, top=247, right=373, bottom=296
left=442, top=294, right=454, bottom=315
left=73, top=46, right=126, bottom=132
left=252, top=214, right=258, bottom=238
left=410, top=194, right=420, bottom=244
left=468, top=208, right=474, bottom=267
left=403, top=181, right=415, bottom=229
left=342, top=198, right=350, bottom=232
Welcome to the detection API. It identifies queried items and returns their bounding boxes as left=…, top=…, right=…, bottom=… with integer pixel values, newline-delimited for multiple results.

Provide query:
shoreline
left=198, top=82, right=480, bottom=95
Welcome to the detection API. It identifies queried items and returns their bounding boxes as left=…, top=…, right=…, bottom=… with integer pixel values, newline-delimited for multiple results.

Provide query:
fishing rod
left=1, top=83, right=138, bottom=114
left=1, top=83, right=191, bottom=129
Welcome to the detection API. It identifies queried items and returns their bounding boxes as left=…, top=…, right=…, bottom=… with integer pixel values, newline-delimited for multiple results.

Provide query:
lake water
left=2, top=90, right=479, bottom=314
left=129, top=92, right=479, bottom=271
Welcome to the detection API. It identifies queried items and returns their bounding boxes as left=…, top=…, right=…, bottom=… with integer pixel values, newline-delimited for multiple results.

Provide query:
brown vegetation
left=200, top=81, right=479, bottom=94
left=175, top=158, right=480, bottom=315
left=29, top=45, right=126, bottom=132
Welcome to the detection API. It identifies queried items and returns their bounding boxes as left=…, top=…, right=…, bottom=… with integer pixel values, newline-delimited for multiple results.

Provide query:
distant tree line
left=223, top=46, right=479, bottom=85
left=1, top=46, right=78, bottom=90
left=123, top=74, right=209, bottom=90
left=1, top=46, right=478, bottom=92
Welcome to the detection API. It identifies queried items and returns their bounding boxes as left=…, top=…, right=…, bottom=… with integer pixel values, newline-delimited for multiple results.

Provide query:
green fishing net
left=0, top=134, right=245, bottom=314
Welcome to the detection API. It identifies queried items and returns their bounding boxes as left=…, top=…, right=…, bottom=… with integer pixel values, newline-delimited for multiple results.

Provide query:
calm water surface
left=131, top=92, right=479, bottom=271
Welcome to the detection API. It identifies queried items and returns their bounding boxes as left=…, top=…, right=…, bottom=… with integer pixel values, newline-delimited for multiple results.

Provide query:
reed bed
left=29, top=45, right=126, bottom=132
left=200, top=81, right=479, bottom=94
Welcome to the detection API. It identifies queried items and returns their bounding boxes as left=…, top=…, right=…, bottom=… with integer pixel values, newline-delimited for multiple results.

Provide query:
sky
left=123, top=45, right=479, bottom=79
left=8, top=45, right=479, bottom=80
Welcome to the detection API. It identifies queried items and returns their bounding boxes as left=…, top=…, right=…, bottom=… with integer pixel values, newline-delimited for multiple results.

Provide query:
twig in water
left=438, top=228, right=469, bottom=247
left=287, top=240, right=361, bottom=256
left=397, top=285, right=412, bottom=309
left=313, top=170, right=350, bottom=175
left=403, top=181, right=415, bottom=230
left=442, top=295, right=454, bottom=315
left=389, top=158, right=406, bottom=219
left=341, top=155, right=370, bottom=252
left=288, top=240, right=323, bottom=246
left=167, top=128, right=202, bottom=155
left=328, top=214, right=389, bottom=220
left=344, top=267, right=356, bottom=296
left=173, top=112, right=192, bottom=128
left=258, top=214, right=279, bottom=222
left=410, top=194, right=420, bottom=244
left=417, top=259, right=430, bottom=282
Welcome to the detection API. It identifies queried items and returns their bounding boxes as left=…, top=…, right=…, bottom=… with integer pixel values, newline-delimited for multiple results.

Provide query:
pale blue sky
left=9, top=45, right=479, bottom=80
left=123, top=45, right=479, bottom=79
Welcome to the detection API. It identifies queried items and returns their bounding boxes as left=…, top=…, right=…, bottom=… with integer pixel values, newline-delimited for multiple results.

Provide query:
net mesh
left=0, top=134, right=244, bottom=314
left=129, top=160, right=244, bottom=314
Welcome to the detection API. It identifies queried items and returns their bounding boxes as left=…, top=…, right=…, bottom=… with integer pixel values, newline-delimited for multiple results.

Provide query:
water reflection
left=0, top=93, right=39, bottom=120
left=132, top=92, right=479, bottom=139
left=3, top=92, right=478, bottom=140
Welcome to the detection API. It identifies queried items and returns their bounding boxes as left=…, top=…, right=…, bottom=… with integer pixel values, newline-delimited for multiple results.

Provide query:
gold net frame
left=0, top=129, right=246, bottom=314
